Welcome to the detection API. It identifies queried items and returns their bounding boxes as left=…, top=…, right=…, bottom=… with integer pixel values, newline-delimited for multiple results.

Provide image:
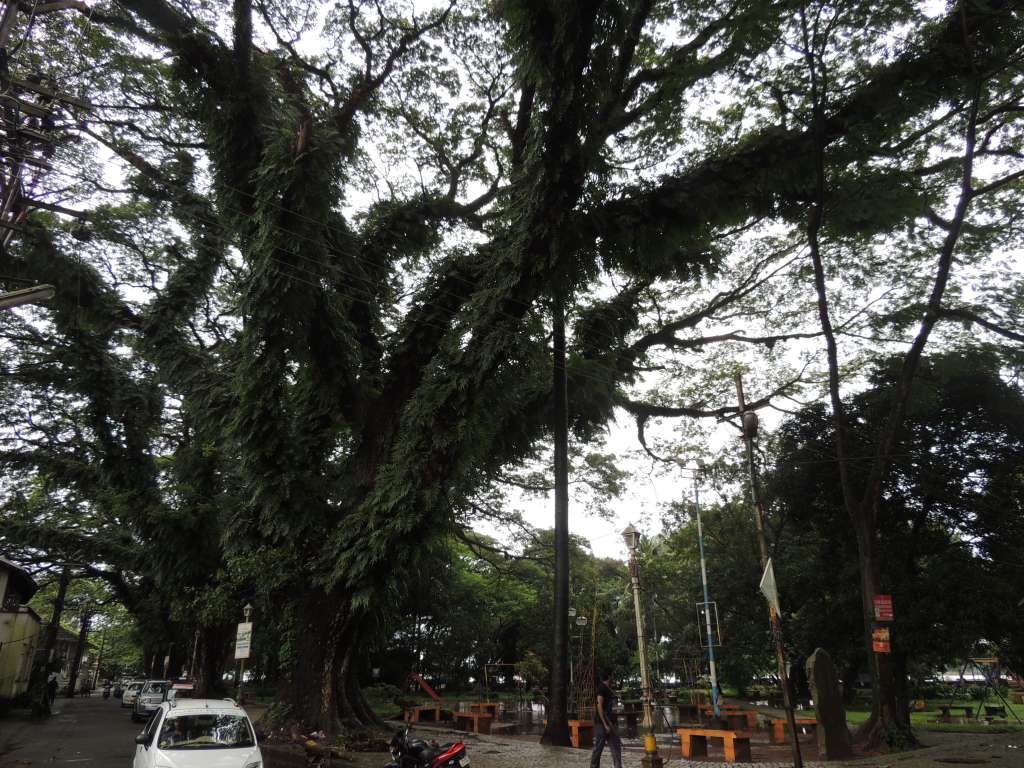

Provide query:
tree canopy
left=0, top=0, right=1020, bottom=736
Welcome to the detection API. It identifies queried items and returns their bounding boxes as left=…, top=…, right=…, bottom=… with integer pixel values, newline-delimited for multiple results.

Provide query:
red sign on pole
left=874, top=594, right=894, bottom=622
left=872, top=627, right=891, bottom=653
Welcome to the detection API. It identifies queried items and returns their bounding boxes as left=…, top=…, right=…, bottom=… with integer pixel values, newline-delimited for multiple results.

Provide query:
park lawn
left=834, top=698, right=1024, bottom=734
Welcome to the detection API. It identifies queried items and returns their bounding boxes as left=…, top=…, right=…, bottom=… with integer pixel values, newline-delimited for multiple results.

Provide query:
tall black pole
left=541, top=292, right=572, bottom=746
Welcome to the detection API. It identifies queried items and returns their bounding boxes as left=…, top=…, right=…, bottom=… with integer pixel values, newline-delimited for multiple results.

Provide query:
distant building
left=0, top=556, right=41, bottom=701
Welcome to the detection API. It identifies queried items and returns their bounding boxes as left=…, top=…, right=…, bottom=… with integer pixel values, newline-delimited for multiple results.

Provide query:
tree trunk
left=852, top=520, right=911, bottom=747
left=193, top=625, right=231, bottom=697
left=541, top=295, right=572, bottom=747
left=30, top=568, right=70, bottom=711
left=66, top=610, right=92, bottom=697
left=280, top=589, right=375, bottom=733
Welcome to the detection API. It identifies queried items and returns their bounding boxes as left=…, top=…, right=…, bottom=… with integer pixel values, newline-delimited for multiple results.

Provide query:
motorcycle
left=385, top=725, right=469, bottom=768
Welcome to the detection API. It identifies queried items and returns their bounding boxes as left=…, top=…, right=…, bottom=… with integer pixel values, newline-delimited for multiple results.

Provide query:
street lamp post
left=622, top=524, right=664, bottom=768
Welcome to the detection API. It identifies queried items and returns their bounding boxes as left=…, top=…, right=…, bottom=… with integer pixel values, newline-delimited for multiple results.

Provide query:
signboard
left=873, top=594, right=894, bottom=622
left=872, top=626, right=891, bottom=653
left=759, top=558, right=781, bottom=616
left=234, top=622, right=253, bottom=660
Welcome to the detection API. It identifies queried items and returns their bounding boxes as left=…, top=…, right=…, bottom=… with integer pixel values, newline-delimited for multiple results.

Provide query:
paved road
left=0, top=695, right=140, bottom=767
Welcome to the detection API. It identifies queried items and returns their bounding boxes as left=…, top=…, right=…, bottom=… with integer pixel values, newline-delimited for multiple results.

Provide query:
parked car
left=132, top=698, right=262, bottom=768
left=132, top=680, right=171, bottom=722
left=121, top=680, right=144, bottom=709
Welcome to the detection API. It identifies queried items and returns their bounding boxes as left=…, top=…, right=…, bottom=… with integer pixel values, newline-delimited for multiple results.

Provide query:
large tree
left=0, top=0, right=1021, bottom=735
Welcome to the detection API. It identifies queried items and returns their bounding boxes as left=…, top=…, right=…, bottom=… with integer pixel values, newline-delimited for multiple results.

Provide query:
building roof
left=0, top=556, right=39, bottom=603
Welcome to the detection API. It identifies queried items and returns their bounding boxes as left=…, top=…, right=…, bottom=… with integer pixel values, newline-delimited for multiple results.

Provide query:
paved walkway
left=334, top=726, right=1024, bottom=768
left=0, top=695, right=139, bottom=766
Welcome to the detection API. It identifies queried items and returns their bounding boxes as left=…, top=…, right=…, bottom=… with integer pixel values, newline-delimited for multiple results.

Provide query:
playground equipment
left=945, top=655, right=1022, bottom=724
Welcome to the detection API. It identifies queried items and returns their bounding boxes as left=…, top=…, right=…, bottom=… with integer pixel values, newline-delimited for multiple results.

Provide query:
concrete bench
left=544, top=719, right=593, bottom=749
left=454, top=711, right=492, bottom=734
left=569, top=719, right=593, bottom=749
left=409, top=703, right=441, bottom=723
left=705, top=708, right=758, bottom=729
left=470, top=702, right=500, bottom=718
left=677, top=728, right=752, bottom=762
left=766, top=717, right=817, bottom=744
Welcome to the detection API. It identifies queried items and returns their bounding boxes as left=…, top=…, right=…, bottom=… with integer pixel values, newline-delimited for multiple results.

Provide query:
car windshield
left=157, top=714, right=254, bottom=750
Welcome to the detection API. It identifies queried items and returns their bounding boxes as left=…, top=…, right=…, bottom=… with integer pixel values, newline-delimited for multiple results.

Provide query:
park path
left=335, top=725, right=1024, bottom=768
left=0, top=695, right=139, bottom=766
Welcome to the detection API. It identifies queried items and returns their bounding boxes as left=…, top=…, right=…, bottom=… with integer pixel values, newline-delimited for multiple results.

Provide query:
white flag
left=759, top=558, right=781, bottom=615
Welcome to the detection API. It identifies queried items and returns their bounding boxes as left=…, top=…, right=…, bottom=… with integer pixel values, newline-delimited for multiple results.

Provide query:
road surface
left=0, top=695, right=139, bottom=767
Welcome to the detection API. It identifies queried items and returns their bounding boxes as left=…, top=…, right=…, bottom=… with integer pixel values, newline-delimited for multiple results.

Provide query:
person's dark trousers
left=590, top=720, right=623, bottom=768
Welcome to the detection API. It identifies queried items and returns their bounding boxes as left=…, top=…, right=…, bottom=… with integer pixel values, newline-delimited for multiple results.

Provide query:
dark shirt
left=596, top=682, right=615, bottom=722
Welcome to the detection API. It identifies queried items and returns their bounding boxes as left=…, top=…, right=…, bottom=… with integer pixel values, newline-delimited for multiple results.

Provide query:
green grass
left=805, top=697, right=1024, bottom=733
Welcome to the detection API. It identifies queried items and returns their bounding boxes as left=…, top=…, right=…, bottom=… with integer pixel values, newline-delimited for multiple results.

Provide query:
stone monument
left=806, top=648, right=853, bottom=759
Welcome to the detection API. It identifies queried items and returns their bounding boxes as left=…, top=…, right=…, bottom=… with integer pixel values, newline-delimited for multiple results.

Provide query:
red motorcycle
left=385, top=726, right=469, bottom=768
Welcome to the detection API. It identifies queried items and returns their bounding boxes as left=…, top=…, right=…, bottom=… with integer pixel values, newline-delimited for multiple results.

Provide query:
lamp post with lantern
left=622, top=524, right=664, bottom=768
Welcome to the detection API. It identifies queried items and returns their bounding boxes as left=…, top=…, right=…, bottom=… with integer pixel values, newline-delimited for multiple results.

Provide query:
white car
left=132, top=698, right=263, bottom=768
left=132, top=680, right=172, bottom=722
left=122, top=681, right=144, bottom=709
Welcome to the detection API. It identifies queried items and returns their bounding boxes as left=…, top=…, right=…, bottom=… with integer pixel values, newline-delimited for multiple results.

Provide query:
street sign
left=873, top=594, right=894, bottom=621
left=872, top=626, right=891, bottom=653
left=234, top=622, right=253, bottom=660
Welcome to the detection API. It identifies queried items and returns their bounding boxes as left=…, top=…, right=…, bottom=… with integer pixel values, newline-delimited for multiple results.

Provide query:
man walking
left=591, top=669, right=623, bottom=768
left=46, top=672, right=59, bottom=706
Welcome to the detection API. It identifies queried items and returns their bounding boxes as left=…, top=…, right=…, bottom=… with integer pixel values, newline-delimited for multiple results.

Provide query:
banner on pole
left=873, top=594, right=894, bottom=621
left=234, top=622, right=253, bottom=660
left=759, top=558, right=781, bottom=616
left=872, top=626, right=891, bottom=653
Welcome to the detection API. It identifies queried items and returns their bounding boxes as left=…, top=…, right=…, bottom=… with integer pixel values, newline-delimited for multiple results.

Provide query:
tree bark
left=541, top=294, right=572, bottom=747
left=193, top=625, right=231, bottom=697
left=852, top=520, right=907, bottom=744
left=66, top=609, right=92, bottom=697
left=280, top=589, right=375, bottom=733
left=32, top=567, right=70, bottom=713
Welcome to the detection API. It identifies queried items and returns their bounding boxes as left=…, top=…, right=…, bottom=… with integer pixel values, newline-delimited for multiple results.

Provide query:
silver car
left=132, top=680, right=171, bottom=722
left=121, top=680, right=144, bottom=709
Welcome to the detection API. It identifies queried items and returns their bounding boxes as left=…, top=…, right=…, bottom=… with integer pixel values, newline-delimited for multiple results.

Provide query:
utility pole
left=189, top=629, right=199, bottom=680
left=735, top=373, right=803, bottom=768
